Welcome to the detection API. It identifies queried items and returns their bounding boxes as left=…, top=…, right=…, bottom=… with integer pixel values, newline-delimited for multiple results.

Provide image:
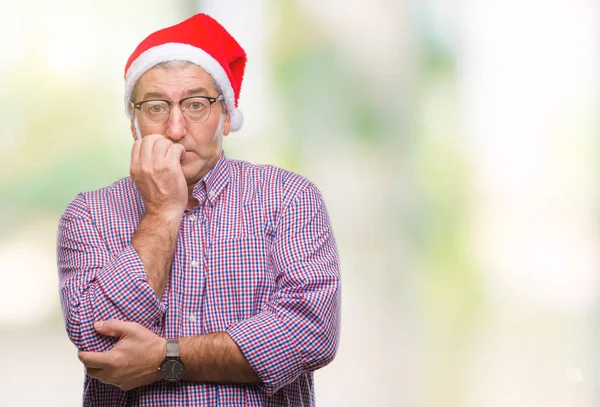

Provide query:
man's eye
left=149, top=104, right=166, bottom=113
left=189, top=102, right=205, bottom=111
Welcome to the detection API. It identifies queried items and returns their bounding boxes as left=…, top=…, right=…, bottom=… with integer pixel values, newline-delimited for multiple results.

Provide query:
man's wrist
left=152, top=337, right=167, bottom=382
left=159, top=338, right=186, bottom=382
left=159, top=337, right=168, bottom=361
left=155, top=337, right=168, bottom=380
left=144, top=209, right=184, bottom=225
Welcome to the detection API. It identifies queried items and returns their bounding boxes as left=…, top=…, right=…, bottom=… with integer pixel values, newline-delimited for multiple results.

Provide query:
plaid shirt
left=57, top=153, right=341, bottom=406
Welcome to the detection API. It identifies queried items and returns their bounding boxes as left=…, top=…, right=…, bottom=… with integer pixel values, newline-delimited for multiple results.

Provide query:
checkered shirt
left=57, top=153, right=341, bottom=406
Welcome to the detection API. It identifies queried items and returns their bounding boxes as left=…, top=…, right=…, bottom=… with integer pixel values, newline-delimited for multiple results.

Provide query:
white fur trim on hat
left=124, top=42, right=243, bottom=132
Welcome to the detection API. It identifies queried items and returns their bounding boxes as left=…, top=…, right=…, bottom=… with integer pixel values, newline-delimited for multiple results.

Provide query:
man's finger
left=153, top=137, right=171, bottom=159
left=78, top=350, right=110, bottom=369
left=93, top=319, right=136, bottom=338
left=165, top=142, right=185, bottom=164
left=139, top=134, right=163, bottom=166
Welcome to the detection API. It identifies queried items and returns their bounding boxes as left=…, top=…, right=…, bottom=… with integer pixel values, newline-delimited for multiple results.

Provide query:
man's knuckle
left=105, top=355, right=118, bottom=369
left=139, top=164, right=153, bottom=175
left=158, top=138, right=171, bottom=147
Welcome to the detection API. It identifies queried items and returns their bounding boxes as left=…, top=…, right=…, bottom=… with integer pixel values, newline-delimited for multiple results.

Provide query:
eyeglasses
left=132, top=95, right=224, bottom=126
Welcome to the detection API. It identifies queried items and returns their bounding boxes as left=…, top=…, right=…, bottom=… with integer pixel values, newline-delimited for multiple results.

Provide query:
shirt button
left=190, top=260, right=200, bottom=268
left=188, top=214, right=197, bottom=221
left=189, top=314, right=197, bottom=322
left=209, top=190, right=216, bottom=199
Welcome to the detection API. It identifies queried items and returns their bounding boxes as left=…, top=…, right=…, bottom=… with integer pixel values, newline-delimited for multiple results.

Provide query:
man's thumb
left=93, top=319, right=129, bottom=338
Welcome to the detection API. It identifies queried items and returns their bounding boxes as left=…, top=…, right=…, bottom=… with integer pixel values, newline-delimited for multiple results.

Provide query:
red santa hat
left=123, top=13, right=246, bottom=132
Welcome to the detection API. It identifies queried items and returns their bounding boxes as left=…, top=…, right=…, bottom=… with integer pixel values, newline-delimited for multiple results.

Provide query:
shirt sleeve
left=57, top=193, right=166, bottom=352
left=226, top=182, right=341, bottom=395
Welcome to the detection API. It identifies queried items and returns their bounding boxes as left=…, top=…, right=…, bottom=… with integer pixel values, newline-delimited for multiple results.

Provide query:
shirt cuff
left=95, top=244, right=166, bottom=328
left=226, top=312, right=304, bottom=396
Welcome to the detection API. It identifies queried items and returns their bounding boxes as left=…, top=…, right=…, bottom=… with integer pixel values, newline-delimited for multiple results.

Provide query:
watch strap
left=166, top=338, right=179, bottom=358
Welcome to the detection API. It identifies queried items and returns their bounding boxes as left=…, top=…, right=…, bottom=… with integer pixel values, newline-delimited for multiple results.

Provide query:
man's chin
left=182, top=162, right=207, bottom=185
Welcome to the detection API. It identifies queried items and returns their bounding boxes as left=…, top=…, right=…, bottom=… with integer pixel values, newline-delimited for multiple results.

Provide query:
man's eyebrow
left=185, top=87, right=209, bottom=96
left=140, top=87, right=209, bottom=101
left=141, top=91, right=165, bottom=100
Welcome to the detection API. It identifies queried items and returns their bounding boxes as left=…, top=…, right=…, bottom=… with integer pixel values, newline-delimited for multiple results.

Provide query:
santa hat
left=123, top=13, right=246, bottom=132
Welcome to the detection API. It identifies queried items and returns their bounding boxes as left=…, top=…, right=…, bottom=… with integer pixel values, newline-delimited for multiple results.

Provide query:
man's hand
left=78, top=320, right=166, bottom=391
left=129, top=134, right=187, bottom=298
left=130, top=134, right=188, bottom=216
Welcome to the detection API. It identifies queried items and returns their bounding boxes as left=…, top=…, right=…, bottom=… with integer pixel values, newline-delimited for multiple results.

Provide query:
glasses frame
left=132, top=94, right=224, bottom=126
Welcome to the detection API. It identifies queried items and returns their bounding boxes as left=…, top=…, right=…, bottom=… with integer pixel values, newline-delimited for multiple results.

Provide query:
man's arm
left=79, top=320, right=260, bottom=391
left=179, top=332, right=261, bottom=383
left=128, top=133, right=188, bottom=298
left=79, top=180, right=340, bottom=393
left=58, top=134, right=187, bottom=351
left=131, top=211, right=181, bottom=299
left=224, top=182, right=341, bottom=394
left=58, top=196, right=168, bottom=351
left=182, top=181, right=340, bottom=391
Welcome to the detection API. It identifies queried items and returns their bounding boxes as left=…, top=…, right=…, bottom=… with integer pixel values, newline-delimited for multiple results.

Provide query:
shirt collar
left=192, top=151, right=230, bottom=205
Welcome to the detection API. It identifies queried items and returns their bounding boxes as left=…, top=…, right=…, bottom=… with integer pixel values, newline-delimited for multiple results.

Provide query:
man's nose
left=165, top=104, right=187, bottom=141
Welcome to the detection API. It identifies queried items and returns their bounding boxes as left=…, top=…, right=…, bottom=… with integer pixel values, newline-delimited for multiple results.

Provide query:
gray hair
left=129, top=60, right=223, bottom=112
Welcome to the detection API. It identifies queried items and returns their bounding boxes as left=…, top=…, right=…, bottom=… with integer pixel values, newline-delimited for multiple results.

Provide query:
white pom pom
left=230, top=108, right=244, bottom=132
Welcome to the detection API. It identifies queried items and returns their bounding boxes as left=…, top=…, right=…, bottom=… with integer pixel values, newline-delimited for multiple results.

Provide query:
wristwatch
left=159, top=338, right=185, bottom=382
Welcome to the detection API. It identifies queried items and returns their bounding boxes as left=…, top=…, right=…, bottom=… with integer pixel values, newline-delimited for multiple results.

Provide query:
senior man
left=56, top=13, right=341, bottom=407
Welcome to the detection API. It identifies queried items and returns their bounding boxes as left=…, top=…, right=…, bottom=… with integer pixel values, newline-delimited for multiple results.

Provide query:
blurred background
left=0, top=0, right=598, bottom=405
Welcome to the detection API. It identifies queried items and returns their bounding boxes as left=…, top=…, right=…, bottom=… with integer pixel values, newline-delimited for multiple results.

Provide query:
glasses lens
left=181, top=97, right=211, bottom=123
left=141, top=101, right=170, bottom=126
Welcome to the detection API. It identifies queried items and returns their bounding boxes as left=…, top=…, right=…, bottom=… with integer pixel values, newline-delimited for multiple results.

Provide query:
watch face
left=160, top=359, right=185, bottom=381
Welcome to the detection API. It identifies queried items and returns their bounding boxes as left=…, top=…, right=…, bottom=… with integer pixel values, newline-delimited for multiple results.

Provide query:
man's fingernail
left=94, top=321, right=104, bottom=329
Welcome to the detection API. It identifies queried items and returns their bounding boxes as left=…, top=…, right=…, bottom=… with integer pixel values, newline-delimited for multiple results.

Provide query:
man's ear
left=130, top=119, right=137, bottom=141
left=223, top=110, right=232, bottom=137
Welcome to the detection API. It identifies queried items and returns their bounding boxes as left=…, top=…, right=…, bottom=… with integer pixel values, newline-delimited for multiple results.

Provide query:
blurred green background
left=0, top=0, right=598, bottom=406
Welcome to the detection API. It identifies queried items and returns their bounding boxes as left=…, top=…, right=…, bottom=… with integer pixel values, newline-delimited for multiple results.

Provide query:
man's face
left=131, top=64, right=231, bottom=186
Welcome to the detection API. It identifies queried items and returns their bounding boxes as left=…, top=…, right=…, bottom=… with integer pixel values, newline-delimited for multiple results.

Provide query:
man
left=56, top=13, right=341, bottom=407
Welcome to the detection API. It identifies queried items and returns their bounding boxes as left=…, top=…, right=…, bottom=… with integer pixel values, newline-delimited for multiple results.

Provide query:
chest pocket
left=203, top=234, right=276, bottom=333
